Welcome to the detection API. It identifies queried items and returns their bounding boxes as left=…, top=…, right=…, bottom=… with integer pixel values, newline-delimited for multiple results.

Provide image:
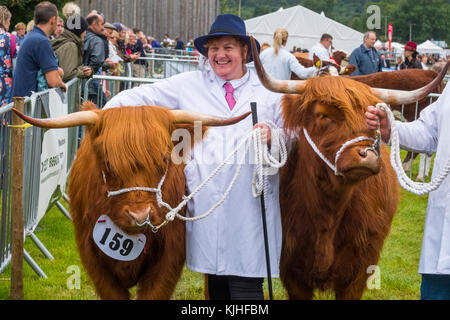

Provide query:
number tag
left=93, top=215, right=147, bottom=261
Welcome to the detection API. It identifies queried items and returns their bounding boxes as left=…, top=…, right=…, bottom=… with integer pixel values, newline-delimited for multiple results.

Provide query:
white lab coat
left=260, top=46, right=316, bottom=80
left=104, top=67, right=285, bottom=277
left=396, top=82, right=450, bottom=274
left=309, top=43, right=332, bottom=61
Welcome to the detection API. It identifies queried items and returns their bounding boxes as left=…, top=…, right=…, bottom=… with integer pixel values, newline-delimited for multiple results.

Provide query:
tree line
left=6, top=0, right=450, bottom=47
left=221, top=0, right=450, bottom=46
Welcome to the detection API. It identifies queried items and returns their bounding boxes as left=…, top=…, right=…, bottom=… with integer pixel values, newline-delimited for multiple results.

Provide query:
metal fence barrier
left=0, top=78, right=81, bottom=278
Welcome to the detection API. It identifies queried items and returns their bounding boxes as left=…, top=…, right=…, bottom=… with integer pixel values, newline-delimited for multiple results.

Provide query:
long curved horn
left=171, top=110, right=252, bottom=126
left=250, top=36, right=307, bottom=94
left=12, top=109, right=99, bottom=128
left=13, top=108, right=251, bottom=129
left=371, top=61, right=450, bottom=105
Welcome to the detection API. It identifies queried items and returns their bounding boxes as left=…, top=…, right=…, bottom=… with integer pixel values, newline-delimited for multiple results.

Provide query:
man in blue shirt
left=12, top=1, right=65, bottom=98
left=349, top=31, right=382, bottom=76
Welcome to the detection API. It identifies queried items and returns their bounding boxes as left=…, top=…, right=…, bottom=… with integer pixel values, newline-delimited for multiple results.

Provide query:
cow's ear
left=313, top=54, right=321, bottom=68
left=281, top=94, right=307, bottom=130
left=342, top=64, right=356, bottom=75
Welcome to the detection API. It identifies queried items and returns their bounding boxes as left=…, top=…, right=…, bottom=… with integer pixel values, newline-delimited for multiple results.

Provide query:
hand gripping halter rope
left=103, top=121, right=288, bottom=232
left=376, top=103, right=450, bottom=195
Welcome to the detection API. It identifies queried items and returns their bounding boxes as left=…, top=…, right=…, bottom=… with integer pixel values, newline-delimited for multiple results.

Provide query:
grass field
left=0, top=154, right=431, bottom=300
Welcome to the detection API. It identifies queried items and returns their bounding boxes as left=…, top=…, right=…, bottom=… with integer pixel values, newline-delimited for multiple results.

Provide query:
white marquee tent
left=417, top=40, right=445, bottom=55
left=245, top=5, right=364, bottom=54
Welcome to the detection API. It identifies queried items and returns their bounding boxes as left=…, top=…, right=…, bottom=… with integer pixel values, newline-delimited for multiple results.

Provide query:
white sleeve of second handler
left=396, top=99, right=440, bottom=155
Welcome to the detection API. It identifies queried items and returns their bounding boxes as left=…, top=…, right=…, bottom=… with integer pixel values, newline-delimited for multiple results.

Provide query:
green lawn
left=0, top=153, right=431, bottom=300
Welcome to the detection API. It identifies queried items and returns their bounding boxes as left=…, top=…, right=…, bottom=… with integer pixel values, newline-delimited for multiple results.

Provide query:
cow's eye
left=316, top=113, right=327, bottom=120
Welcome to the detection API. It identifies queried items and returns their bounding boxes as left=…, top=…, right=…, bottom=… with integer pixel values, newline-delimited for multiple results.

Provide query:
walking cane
left=251, top=102, right=273, bottom=300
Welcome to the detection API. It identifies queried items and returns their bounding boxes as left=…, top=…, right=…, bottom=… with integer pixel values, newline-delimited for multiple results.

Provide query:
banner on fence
left=36, top=89, right=68, bottom=224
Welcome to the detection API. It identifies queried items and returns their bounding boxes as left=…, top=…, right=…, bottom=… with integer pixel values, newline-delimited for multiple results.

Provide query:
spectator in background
left=395, top=56, right=403, bottom=70
left=14, top=22, right=26, bottom=50
left=62, top=2, right=80, bottom=19
left=174, top=36, right=184, bottom=50
left=0, top=5, right=13, bottom=106
left=26, top=19, right=35, bottom=33
left=83, top=12, right=111, bottom=107
left=259, top=28, right=316, bottom=80
left=400, top=41, right=422, bottom=70
left=349, top=31, right=382, bottom=75
left=380, top=54, right=391, bottom=69
left=260, top=42, right=271, bottom=52
left=113, top=22, right=139, bottom=63
left=421, top=55, right=429, bottom=70
left=103, top=21, right=120, bottom=71
left=149, top=36, right=161, bottom=49
left=12, top=1, right=65, bottom=98
left=51, top=14, right=92, bottom=82
left=162, top=33, right=173, bottom=47
left=309, top=33, right=333, bottom=61
left=52, top=16, right=64, bottom=39
left=126, top=33, right=146, bottom=79
left=142, top=36, right=153, bottom=54
left=107, top=30, right=124, bottom=65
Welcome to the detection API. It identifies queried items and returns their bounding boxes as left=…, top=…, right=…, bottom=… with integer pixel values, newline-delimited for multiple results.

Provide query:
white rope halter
left=377, top=102, right=450, bottom=195
left=302, top=127, right=380, bottom=176
left=103, top=121, right=287, bottom=232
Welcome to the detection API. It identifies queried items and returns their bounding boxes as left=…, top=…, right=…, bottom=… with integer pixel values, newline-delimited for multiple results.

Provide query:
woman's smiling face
left=206, top=36, right=248, bottom=81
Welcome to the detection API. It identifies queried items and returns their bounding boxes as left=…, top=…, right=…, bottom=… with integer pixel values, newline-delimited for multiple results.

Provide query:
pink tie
left=224, top=82, right=236, bottom=110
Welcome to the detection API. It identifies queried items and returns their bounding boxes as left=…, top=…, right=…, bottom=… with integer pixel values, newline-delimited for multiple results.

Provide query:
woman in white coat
left=259, top=28, right=316, bottom=80
left=365, top=82, right=450, bottom=300
left=105, top=14, right=284, bottom=299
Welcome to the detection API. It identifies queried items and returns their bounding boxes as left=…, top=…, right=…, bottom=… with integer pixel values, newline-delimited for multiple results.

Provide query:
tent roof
left=417, top=40, right=444, bottom=54
left=245, top=5, right=364, bottom=54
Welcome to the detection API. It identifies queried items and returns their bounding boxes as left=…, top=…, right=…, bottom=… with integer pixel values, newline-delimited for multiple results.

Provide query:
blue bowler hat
left=194, top=14, right=260, bottom=63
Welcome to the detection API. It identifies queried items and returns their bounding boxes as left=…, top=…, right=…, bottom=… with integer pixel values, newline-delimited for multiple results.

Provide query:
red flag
left=388, top=23, right=393, bottom=53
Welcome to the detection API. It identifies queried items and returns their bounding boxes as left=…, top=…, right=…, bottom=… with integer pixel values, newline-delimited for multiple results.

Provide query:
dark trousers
left=421, top=274, right=450, bottom=300
left=207, top=274, right=264, bottom=300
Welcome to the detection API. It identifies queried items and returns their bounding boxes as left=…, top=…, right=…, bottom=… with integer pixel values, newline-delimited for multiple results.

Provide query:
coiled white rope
left=105, top=121, right=287, bottom=231
left=377, top=102, right=450, bottom=195
left=163, top=120, right=287, bottom=223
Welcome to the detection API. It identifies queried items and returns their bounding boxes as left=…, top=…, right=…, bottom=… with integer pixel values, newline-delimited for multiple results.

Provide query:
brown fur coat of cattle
left=279, top=76, right=399, bottom=299
left=68, top=103, right=186, bottom=299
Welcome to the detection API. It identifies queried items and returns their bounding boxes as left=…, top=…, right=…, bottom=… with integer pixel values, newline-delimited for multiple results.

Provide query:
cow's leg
left=136, top=237, right=185, bottom=300
left=402, top=152, right=413, bottom=173
left=416, top=153, right=426, bottom=182
left=79, top=246, right=130, bottom=299
left=280, top=258, right=314, bottom=300
left=425, top=155, right=433, bottom=178
left=334, top=271, right=367, bottom=300
left=285, top=283, right=314, bottom=300
left=136, top=257, right=184, bottom=300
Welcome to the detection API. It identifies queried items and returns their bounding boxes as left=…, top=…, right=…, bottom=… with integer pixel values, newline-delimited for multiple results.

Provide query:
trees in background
left=5, top=0, right=70, bottom=30
left=222, top=0, right=450, bottom=46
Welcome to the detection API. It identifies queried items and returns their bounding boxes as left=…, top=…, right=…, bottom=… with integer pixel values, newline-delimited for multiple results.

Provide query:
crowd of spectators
left=0, top=1, right=196, bottom=107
